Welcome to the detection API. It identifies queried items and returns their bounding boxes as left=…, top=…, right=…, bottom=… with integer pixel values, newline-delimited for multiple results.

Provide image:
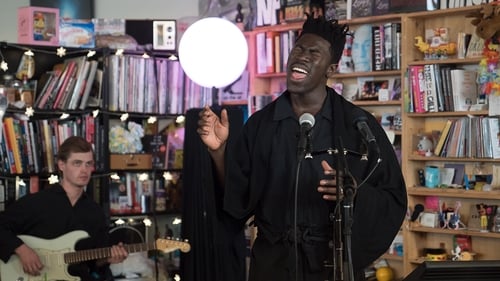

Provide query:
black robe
left=182, top=87, right=407, bottom=281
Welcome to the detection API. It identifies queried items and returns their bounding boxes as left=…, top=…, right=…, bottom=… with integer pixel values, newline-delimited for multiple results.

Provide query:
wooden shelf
left=406, top=110, right=489, bottom=117
left=409, top=225, right=500, bottom=239
left=381, top=253, right=404, bottom=261
left=407, top=155, right=500, bottom=163
left=333, top=69, right=401, bottom=79
left=407, top=187, right=500, bottom=200
left=407, top=57, right=481, bottom=65
left=352, top=100, right=401, bottom=106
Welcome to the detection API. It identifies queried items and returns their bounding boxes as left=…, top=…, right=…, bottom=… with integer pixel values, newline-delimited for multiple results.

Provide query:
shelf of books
left=400, top=4, right=500, bottom=277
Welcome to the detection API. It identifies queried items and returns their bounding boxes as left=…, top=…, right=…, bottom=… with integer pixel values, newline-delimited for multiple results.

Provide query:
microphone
left=352, top=110, right=380, bottom=156
left=297, top=113, right=315, bottom=159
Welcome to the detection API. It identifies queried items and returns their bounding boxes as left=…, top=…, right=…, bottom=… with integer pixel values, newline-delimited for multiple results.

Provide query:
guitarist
left=0, top=136, right=129, bottom=281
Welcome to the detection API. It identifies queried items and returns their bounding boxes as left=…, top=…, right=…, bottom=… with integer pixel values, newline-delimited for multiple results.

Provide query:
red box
left=18, top=6, right=59, bottom=46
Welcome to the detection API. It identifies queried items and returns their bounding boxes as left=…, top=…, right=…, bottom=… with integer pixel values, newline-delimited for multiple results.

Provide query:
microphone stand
left=293, top=127, right=314, bottom=281
left=335, top=137, right=356, bottom=281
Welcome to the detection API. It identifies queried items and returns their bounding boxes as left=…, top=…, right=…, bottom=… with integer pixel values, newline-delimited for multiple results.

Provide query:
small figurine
left=451, top=245, right=462, bottom=261
left=414, top=35, right=457, bottom=60
left=477, top=203, right=489, bottom=232
left=235, top=3, right=244, bottom=31
left=33, top=12, right=46, bottom=41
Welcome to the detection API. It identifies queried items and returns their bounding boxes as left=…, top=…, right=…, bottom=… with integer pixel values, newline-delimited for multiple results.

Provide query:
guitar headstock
left=156, top=238, right=191, bottom=253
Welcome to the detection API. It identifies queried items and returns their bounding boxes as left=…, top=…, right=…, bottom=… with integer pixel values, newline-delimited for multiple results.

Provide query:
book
left=434, top=119, right=453, bottom=156
left=273, top=32, right=282, bottom=73
left=4, top=117, right=22, bottom=174
left=410, top=65, right=426, bottom=113
left=383, top=22, right=393, bottom=70
left=78, top=60, right=99, bottom=110
left=443, top=163, right=465, bottom=186
left=36, top=70, right=61, bottom=109
left=465, top=33, right=485, bottom=58
left=2, top=118, right=17, bottom=173
left=440, top=167, right=455, bottom=186
left=372, top=24, right=383, bottom=71
left=256, top=32, right=267, bottom=74
left=67, top=57, right=91, bottom=109
left=265, top=31, right=278, bottom=73
left=51, top=60, right=77, bottom=109
left=450, top=69, right=478, bottom=111
left=489, top=117, right=500, bottom=159
left=423, top=64, right=438, bottom=112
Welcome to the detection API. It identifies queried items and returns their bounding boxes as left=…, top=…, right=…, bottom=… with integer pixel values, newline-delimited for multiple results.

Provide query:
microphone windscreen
left=299, top=113, right=315, bottom=127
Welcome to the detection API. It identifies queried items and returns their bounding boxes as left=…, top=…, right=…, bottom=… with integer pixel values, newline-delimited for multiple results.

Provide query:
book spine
left=383, top=22, right=393, bottom=70
left=265, top=31, right=277, bottom=73
left=5, top=117, right=22, bottom=174
left=423, top=64, right=438, bottom=112
left=372, top=25, right=382, bottom=71
left=410, top=65, right=426, bottom=113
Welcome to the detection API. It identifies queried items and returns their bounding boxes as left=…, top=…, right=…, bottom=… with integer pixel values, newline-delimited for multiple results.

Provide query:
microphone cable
left=293, top=157, right=304, bottom=281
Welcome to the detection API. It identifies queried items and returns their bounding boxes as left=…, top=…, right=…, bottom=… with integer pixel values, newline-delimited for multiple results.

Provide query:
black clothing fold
left=182, top=107, right=246, bottom=281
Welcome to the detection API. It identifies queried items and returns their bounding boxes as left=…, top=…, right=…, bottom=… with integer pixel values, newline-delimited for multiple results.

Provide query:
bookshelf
left=400, top=5, right=500, bottom=277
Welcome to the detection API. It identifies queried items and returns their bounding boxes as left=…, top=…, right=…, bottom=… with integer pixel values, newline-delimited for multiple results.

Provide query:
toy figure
left=477, top=203, right=489, bottom=232
left=235, top=3, right=244, bottom=31
left=33, top=12, right=46, bottom=41
left=451, top=245, right=461, bottom=261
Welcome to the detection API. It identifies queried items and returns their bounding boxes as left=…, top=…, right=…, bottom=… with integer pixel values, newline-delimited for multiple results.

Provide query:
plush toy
left=468, top=2, right=500, bottom=43
left=467, top=2, right=500, bottom=96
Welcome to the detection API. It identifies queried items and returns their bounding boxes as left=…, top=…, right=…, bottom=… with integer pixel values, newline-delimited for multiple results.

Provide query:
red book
left=410, top=65, right=426, bottom=113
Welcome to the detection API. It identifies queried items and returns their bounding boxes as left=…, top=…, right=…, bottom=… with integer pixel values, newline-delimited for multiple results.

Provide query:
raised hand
left=197, top=105, right=229, bottom=152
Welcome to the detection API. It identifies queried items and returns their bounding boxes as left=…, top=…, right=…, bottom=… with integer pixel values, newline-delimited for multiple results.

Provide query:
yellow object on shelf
left=376, top=266, right=394, bottom=281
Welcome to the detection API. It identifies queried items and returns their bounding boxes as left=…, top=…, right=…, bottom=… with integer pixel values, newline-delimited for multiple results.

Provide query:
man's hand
left=197, top=105, right=229, bottom=152
left=107, top=243, right=128, bottom=264
left=15, top=244, right=43, bottom=276
left=318, top=160, right=339, bottom=201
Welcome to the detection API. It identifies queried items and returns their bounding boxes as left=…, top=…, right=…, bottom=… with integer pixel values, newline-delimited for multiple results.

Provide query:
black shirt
left=0, top=184, right=111, bottom=281
left=223, top=88, right=407, bottom=281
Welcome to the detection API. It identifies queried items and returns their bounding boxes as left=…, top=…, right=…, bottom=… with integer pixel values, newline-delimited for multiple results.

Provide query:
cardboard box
left=59, top=19, right=95, bottom=48
left=18, top=6, right=59, bottom=46
left=110, top=154, right=152, bottom=170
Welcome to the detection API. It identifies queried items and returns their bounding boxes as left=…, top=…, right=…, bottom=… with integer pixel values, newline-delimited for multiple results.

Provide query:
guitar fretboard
left=64, top=241, right=156, bottom=264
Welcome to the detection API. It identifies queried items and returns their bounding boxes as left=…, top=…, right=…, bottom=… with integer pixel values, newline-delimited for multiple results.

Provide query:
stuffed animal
left=467, top=3, right=500, bottom=96
left=467, top=2, right=500, bottom=42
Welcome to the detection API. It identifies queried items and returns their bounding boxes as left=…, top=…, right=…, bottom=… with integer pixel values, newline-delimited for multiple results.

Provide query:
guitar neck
left=64, top=241, right=156, bottom=264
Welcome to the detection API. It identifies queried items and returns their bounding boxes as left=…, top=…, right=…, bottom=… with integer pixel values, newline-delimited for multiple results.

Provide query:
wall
left=0, top=0, right=198, bottom=43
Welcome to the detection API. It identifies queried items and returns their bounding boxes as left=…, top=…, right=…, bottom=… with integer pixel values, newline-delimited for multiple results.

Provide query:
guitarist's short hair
left=57, top=136, right=94, bottom=162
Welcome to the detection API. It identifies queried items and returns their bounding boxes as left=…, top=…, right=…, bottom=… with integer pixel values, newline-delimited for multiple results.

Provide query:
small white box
left=420, top=212, right=439, bottom=228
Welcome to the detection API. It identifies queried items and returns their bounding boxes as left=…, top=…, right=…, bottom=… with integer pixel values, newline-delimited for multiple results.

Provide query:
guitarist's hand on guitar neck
left=96, top=242, right=129, bottom=267
left=15, top=244, right=44, bottom=276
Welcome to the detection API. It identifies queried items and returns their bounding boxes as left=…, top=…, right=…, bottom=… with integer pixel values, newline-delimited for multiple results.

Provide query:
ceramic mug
left=425, top=166, right=440, bottom=188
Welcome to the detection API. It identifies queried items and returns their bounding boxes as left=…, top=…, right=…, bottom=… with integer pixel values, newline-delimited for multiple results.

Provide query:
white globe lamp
left=178, top=17, right=248, bottom=100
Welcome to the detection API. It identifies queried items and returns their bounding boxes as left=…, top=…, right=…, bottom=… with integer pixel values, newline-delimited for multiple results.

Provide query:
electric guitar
left=0, top=230, right=191, bottom=281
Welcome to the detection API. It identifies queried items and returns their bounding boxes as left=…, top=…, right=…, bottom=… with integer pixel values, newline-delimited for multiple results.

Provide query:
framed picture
left=153, top=20, right=177, bottom=51
left=30, top=0, right=94, bottom=19
left=356, top=77, right=400, bottom=101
